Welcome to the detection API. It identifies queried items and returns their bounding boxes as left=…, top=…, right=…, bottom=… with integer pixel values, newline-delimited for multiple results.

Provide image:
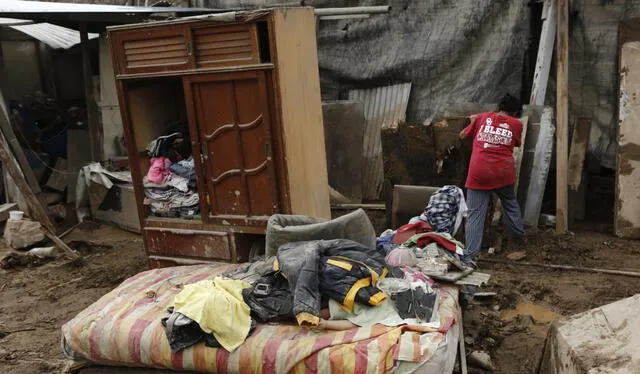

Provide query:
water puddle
left=501, top=299, right=561, bottom=324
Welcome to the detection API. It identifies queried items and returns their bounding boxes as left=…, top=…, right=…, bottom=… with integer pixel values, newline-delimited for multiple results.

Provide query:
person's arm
left=460, top=115, right=479, bottom=140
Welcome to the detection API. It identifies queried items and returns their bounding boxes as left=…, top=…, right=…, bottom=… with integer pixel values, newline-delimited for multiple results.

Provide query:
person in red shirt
left=459, top=94, right=525, bottom=265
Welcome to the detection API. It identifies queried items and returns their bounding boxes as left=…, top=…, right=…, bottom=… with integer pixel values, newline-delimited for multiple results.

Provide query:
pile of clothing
left=160, top=209, right=443, bottom=354
left=377, top=185, right=470, bottom=276
left=143, top=123, right=199, bottom=219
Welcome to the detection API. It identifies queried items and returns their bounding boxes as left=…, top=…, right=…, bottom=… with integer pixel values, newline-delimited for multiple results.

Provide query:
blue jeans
left=463, top=185, right=524, bottom=264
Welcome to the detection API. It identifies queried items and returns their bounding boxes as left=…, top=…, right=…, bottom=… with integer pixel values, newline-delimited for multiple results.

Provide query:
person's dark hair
left=498, top=94, right=522, bottom=117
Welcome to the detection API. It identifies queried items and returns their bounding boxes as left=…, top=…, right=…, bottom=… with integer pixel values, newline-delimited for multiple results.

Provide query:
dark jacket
left=276, top=239, right=388, bottom=326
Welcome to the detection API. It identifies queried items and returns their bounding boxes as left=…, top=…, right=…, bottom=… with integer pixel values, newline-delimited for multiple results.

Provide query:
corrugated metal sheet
left=6, top=22, right=98, bottom=49
left=348, top=83, right=411, bottom=201
left=0, top=17, right=30, bottom=26
left=455, top=271, right=492, bottom=286
left=0, top=1, right=204, bottom=14
left=0, top=1, right=217, bottom=27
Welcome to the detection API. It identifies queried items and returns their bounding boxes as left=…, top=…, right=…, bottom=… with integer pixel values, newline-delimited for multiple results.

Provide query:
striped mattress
left=61, top=263, right=459, bottom=373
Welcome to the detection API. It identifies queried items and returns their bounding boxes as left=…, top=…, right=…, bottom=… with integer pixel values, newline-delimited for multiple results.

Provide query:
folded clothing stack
left=143, top=125, right=200, bottom=219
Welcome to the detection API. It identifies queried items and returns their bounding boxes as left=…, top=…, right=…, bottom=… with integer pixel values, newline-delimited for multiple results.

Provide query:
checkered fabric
left=425, top=186, right=461, bottom=234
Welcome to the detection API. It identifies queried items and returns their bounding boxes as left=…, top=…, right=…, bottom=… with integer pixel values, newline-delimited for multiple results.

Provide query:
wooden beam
left=0, top=146, right=53, bottom=231
left=556, top=0, right=569, bottom=234
left=44, top=231, right=81, bottom=261
left=530, top=0, right=557, bottom=105
left=80, top=23, right=100, bottom=162
left=568, top=118, right=591, bottom=190
left=523, top=107, right=555, bottom=227
left=0, top=143, right=79, bottom=260
left=0, top=90, right=45, bottom=208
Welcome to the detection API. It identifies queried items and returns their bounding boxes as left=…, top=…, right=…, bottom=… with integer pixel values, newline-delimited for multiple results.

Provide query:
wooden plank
left=45, top=231, right=81, bottom=261
left=615, top=39, right=640, bottom=238
left=0, top=202, right=17, bottom=222
left=0, top=146, right=53, bottom=232
left=0, top=88, right=44, bottom=206
left=530, top=0, right=556, bottom=105
left=569, top=167, right=587, bottom=222
left=81, top=23, right=100, bottom=162
left=556, top=0, right=569, bottom=234
left=568, top=118, right=591, bottom=190
left=514, top=116, right=529, bottom=190
left=517, top=106, right=543, bottom=206
left=523, top=107, right=555, bottom=227
left=272, top=8, right=330, bottom=219
left=0, top=143, right=79, bottom=260
left=331, top=203, right=386, bottom=210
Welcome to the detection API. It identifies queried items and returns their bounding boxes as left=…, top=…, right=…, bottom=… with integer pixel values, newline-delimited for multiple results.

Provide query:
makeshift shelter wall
left=568, top=0, right=640, bottom=169
left=0, top=28, right=42, bottom=102
left=205, top=0, right=530, bottom=127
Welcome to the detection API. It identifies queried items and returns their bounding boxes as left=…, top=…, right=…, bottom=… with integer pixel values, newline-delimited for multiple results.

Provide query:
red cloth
left=416, top=233, right=457, bottom=253
left=393, top=221, right=432, bottom=245
left=462, top=112, right=523, bottom=190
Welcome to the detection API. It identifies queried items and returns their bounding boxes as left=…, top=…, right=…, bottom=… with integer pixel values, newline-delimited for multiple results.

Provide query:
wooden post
left=556, top=0, right=569, bottom=234
left=0, top=146, right=79, bottom=260
left=0, top=90, right=46, bottom=208
left=80, top=23, right=99, bottom=162
left=0, top=143, right=80, bottom=260
left=530, top=0, right=557, bottom=105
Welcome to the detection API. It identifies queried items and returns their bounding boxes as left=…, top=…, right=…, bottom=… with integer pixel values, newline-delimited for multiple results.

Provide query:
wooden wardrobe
left=108, top=8, right=330, bottom=268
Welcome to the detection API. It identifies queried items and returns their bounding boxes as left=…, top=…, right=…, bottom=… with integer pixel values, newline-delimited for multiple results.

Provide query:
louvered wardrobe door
left=192, top=25, right=260, bottom=68
left=111, top=25, right=192, bottom=75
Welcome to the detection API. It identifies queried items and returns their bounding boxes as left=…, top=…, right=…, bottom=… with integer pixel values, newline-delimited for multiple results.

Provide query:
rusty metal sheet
left=348, top=83, right=411, bottom=201
left=144, top=227, right=231, bottom=260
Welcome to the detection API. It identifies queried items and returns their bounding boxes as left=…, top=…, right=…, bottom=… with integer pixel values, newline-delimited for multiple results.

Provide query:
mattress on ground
left=62, top=264, right=459, bottom=373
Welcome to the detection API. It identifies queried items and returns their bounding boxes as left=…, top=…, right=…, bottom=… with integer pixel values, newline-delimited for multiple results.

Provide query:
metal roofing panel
left=348, top=83, right=412, bottom=201
left=8, top=22, right=98, bottom=49
left=0, top=1, right=204, bottom=14
left=0, top=17, right=31, bottom=26
left=0, top=1, right=217, bottom=29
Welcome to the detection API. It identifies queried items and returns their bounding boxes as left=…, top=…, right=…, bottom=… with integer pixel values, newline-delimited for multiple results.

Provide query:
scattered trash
left=0, top=252, right=49, bottom=269
left=8, top=210, right=24, bottom=221
left=468, top=350, right=494, bottom=371
left=46, top=277, right=85, bottom=293
left=488, top=247, right=495, bottom=254
left=68, top=240, right=113, bottom=255
left=26, top=246, right=56, bottom=258
left=471, top=292, right=497, bottom=305
left=539, top=214, right=556, bottom=227
left=506, top=251, right=527, bottom=261
left=0, top=327, right=36, bottom=340
left=377, top=278, right=411, bottom=295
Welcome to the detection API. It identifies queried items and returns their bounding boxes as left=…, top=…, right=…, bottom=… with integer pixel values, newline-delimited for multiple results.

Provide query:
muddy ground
left=0, top=222, right=147, bottom=374
left=1, top=222, right=640, bottom=373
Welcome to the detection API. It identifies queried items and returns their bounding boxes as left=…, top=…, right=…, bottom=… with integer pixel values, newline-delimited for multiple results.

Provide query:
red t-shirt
left=462, top=112, right=523, bottom=190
